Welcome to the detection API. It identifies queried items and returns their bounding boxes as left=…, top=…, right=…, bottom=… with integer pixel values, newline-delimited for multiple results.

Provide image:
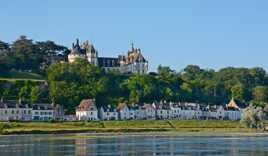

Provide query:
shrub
left=240, top=105, right=264, bottom=129
left=0, top=123, right=12, bottom=133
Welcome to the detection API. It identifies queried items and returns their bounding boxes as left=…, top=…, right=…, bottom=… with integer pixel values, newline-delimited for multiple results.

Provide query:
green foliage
left=0, top=70, right=44, bottom=80
left=44, top=62, right=268, bottom=112
left=0, top=36, right=68, bottom=74
left=123, top=74, right=157, bottom=104
left=240, top=105, right=264, bottom=129
left=0, top=80, right=47, bottom=102
left=231, top=83, right=246, bottom=102
left=252, top=86, right=268, bottom=106
left=47, top=59, right=107, bottom=112
left=1, top=37, right=268, bottom=113
left=18, top=81, right=32, bottom=102
left=30, top=86, right=41, bottom=103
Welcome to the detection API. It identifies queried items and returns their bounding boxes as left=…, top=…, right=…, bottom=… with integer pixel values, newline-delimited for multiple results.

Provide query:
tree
left=182, top=65, right=202, bottom=81
left=18, top=81, right=32, bottom=103
left=240, top=105, right=264, bottom=129
left=35, top=41, right=68, bottom=70
left=252, top=86, right=268, bottom=105
left=0, top=36, right=68, bottom=74
left=0, top=40, right=9, bottom=51
left=123, top=74, right=157, bottom=104
left=9, top=35, right=41, bottom=71
left=47, top=59, right=106, bottom=113
left=157, top=65, right=181, bottom=101
left=0, top=54, right=9, bottom=73
left=30, top=86, right=41, bottom=103
left=231, top=83, right=246, bottom=102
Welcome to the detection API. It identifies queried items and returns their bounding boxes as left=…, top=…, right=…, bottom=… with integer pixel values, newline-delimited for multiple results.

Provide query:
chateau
left=68, top=39, right=148, bottom=74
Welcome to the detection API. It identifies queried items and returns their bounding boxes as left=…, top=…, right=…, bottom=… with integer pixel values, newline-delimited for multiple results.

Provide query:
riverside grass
left=0, top=120, right=265, bottom=135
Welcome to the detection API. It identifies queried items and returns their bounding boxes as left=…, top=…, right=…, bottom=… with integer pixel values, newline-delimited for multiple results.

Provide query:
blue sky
left=1, top=0, right=268, bottom=72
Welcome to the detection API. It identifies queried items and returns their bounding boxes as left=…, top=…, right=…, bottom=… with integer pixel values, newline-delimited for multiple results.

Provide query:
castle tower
left=68, top=38, right=86, bottom=63
left=83, top=40, right=98, bottom=66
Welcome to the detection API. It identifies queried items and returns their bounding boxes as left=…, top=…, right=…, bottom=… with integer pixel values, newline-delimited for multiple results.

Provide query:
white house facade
left=32, top=104, right=55, bottom=121
left=117, top=103, right=135, bottom=120
left=99, top=106, right=118, bottom=120
left=0, top=102, right=32, bottom=121
left=76, top=99, right=98, bottom=121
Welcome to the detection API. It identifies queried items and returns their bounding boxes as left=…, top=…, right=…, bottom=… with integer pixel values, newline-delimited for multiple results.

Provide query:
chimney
left=76, top=38, right=79, bottom=45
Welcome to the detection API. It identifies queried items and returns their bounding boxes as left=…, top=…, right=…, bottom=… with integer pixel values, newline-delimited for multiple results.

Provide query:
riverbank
left=0, top=120, right=266, bottom=135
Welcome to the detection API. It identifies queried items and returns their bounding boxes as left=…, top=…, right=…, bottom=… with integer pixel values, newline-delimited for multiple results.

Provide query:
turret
left=76, top=38, right=79, bottom=46
left=84, top=41, right=98, bottom=66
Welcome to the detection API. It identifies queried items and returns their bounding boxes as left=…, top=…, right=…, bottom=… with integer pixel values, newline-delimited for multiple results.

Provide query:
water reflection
left=0, top=134, right=268, bottom=156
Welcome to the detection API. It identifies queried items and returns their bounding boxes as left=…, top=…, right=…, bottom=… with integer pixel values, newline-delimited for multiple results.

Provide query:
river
left=0, top=133, right=267, bottom=156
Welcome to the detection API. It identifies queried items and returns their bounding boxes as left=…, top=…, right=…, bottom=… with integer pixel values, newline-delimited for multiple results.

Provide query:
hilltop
left=1, top=36, right=268, bottom=113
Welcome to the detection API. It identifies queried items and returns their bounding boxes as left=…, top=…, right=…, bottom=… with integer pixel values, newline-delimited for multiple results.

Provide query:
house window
left=28, top=110, right=31, bottom=114
left=11, top=110, right=14, bottom=114
left=5, top=110, right=7, bottom=114
left=16, top=110, right=19, bottom=114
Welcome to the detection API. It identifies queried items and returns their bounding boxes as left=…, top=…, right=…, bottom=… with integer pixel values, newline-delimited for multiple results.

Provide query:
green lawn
left=0, top=120, right=262, bottom=135
left=103, top=120, right=171, bottom=129
left=0, top=71, right=45, bottom=81
left=169, top=120, right=243, bottom=128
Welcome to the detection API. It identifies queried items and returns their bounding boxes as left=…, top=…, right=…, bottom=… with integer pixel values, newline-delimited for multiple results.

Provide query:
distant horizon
left=1, top=0, right=268, bottom=72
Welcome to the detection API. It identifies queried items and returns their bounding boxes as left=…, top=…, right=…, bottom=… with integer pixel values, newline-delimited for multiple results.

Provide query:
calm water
left=0, top=133, right=268, bottom=156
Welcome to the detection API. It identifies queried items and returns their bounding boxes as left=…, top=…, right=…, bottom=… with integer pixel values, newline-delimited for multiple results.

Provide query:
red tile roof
left=76, top=99, right=97, bottom=111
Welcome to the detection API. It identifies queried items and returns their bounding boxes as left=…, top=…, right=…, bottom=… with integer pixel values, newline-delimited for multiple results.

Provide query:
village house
left=155, top=102, right=173, bottom=119
left=194, top=104, right=203, bottom=119
left=0, top=101, right=32, bottom=121
left=135, top=103, right=156, bottom=120
left=200, top=106, right=210, bottom=119
left=0, top=97, right=246, bottom=122
left=53, top=104, right=65, bottom=120
left=117, top=103, right=135, bottom=120
left=32, top=103, right=55, bottom=121
left=225, top=98, right=246, bottom=120
left=179, top=103, right=201, bottom=120
left=99, top=105, right=118, bottom=120
left=170, top=103, right=182, bottom=119
left=207, top=105, right=226, bottom=120
left=76, top=99, right=98, bottom=121
left=0, top=101, right=60, bottom=121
